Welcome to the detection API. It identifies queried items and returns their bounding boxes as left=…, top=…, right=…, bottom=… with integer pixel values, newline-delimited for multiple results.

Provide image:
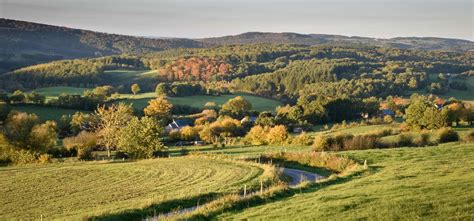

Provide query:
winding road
left=152, top=167, right=323, bottom=219
left=281, top=168, right=325, bottom=186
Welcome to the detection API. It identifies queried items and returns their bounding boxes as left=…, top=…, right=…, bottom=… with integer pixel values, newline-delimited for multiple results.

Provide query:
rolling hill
left=0, top=18, right=205, bottom=73
left=199, top=32, right=474, bottom=52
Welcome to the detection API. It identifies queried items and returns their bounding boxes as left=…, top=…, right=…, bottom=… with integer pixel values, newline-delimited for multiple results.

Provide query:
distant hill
left=199, top=32, right=474, bottom=52
left=0, top=18, right=205, bottom=73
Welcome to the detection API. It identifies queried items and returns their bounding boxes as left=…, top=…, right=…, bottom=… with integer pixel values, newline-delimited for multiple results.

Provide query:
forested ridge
left=0, top=18, right=205, bottom=73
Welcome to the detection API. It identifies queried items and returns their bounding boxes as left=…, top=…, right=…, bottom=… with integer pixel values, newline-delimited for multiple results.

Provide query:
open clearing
left=218, top=142, right=474, bottom=220
left=0, top=157, right=263, bottom=220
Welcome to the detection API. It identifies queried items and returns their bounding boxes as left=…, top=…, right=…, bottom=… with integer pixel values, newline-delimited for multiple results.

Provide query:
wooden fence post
left=244, top=185, right=247, bottom=197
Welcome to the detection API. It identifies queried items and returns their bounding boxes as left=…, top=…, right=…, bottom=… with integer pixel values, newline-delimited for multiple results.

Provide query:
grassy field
left=101, top=69, right=159, bottom=85
left=0, top=157, right=264, bottom=220
left=411, top=74, right=474, bottom=103
left=217, top=142, right=474, bottom=220
left=116, top=92, right=282, bottom=112
left=32, top=86, right=89, bottom=99
left=10, top=105, right=90, bottom=121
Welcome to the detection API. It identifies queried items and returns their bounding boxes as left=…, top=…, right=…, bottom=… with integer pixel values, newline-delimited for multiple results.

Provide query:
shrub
left=463, top=130, right=474, bottom=143
left=383, top=115, right=394, bottom=124
left=266, top=125, right=288, bottom=144
left=437, top=128, right=459, bottom=143
left=245, top=125, right=267, bottom=145
left=38, top=154, right=52, bottom=164
left=413, top=131, right=431, bottom=147
left=180, top=126, right=199, bottom=141
left=63, top=131, right=98, bottom=160
left=397, top=133, right=414, bottom=147
left=312, top=135, right=329, bottom=152
left=343, top=134, right=378, bottom=150
left=291, top=132, right=313, bottom=146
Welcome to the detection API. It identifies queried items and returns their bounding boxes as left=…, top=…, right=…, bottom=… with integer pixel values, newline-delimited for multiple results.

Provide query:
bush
left=245, top=125, right=267, bottom=145
left=63, top=131, right=98, bottom=160
left=383, top=115, right=394, bottom=124
left=397, top=133, right=414, bottom=147
left=291, top=132, right=313, bottom=146
left=463, top=130, right=474, bottom=143
left=343, top=134, right=378, bottom=150
left=266, top=125, right=288, bottom=144
left=437, top=128, right=459, bottom=143
left=38, top=154, right=52, bottom=164
left=413, top=132, right=431, bottom=147
left=312, top=135, right=329, bottom=152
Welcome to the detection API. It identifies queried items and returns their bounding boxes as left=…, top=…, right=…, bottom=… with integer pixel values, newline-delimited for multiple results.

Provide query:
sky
left=1, top=0, right=473, bottom=40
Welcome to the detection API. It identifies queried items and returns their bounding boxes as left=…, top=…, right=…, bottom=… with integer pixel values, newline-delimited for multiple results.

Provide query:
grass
left=10, top=105, right=90, bottom=121
left=115, top=92, right=282, bottom=112
left=168, top=144, right=311, bottom=158
left=32, top=86, right=89, bottom=99
left=0, top=156, right=264, bottom=220
left=410, top=74, right=474, bottom=103
left=101, top=69, right=159, bottom=85
left=217, top=142, right=474, bottom=220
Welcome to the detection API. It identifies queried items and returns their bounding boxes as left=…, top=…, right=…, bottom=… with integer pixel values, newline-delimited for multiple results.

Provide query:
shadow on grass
left=88, top=192, right=219, bottom=221
left=189, top=166, right=381, bottom=220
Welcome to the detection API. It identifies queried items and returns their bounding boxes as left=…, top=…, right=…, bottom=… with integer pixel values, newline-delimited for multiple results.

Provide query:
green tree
left=25, top=92, right=45, bottom=104
left=118, top=116, right=164, bottom=159
left=155, top=83, right=169, bottom=96
left=131, top=83, right=141, bottom=95
left=0, top=102, right=10, bottom=122
left=10, top=90, right=25, bottom=104
left=220, top=96, right=252, bottom=118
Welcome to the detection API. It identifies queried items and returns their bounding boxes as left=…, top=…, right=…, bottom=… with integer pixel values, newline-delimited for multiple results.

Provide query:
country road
left=152, top=167, right=324, bottom=220
left=281, top=167, right=325, bottom=186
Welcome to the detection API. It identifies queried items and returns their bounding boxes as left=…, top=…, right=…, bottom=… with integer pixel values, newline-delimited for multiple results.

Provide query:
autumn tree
left=95, top=103, right=134, bottom=157
left=63, top=131, right=98, bottom=160
left=144, top=96, right=173, bottom=123
left=266, top=125, right=288, bottom=144
left=220, top=96, right=252, bottom=118
left=131, top=83, right=141, bottom=95
left=4, top=112, right=39, bottom=149
left=245, top=125, right=267, bottom=145
left=28, top=121, right=58, bottom=152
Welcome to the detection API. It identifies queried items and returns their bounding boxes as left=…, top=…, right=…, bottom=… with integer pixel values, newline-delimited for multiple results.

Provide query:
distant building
left=380, top=109, right=395, bottom=117
left=293, top=127, right=304, bottom=133
left=165, top=119, right=191, bottom=132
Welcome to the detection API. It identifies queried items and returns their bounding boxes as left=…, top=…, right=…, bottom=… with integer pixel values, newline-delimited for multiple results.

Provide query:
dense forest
left=1, top=45, right=473, bottom=99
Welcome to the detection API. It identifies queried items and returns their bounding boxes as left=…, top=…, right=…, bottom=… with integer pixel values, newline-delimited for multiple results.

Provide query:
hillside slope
left=199, top=32, right=474, bottom=52
left=0, top=19, right=204, bottom=72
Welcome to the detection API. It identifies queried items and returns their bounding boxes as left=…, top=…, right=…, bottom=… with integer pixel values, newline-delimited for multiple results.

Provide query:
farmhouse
left=165, top=119, right=191, bottom=132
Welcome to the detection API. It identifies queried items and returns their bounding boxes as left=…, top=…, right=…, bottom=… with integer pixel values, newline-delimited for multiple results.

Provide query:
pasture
left=10, top=105, right=90, bottom=122
left=218, top=142, right=474, bottom=220
left=116, top=92, right=282, bottom=112
left=0, top=157, right=264, bottom=220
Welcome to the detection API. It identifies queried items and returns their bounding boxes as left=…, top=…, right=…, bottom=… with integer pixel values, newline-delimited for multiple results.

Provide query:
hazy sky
left=1, top=0, right=473, bottom=40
